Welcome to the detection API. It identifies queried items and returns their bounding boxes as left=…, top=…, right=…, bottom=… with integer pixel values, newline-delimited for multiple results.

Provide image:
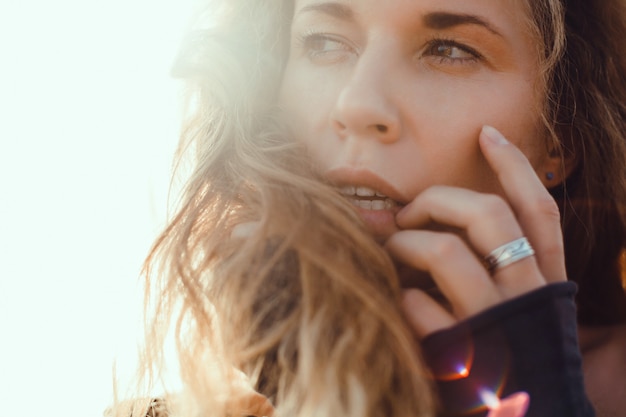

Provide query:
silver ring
left=484, top=237, right=535, bottom=272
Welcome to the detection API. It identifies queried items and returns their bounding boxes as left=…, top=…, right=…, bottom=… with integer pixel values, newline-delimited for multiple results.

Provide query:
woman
left=129, top=0, right=626, bottom=416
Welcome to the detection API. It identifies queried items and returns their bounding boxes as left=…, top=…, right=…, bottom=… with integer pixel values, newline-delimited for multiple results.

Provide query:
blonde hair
left=122, top=0, right=626, bottom=415
left=137, top=1, right=434, bottom=416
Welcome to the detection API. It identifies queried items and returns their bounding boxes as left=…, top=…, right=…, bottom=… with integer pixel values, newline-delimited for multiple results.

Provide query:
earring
left=546, top=172, right=555, bottom=181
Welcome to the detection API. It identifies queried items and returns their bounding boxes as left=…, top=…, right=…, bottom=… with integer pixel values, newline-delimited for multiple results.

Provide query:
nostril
left=375, top=124, right=388, bottom=133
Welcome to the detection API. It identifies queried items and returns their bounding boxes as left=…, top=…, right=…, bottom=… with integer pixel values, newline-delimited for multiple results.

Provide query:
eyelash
left=295, top=32, right=483, bottom=66
left=423, top=37, right=483, bottom=65
left=296, top=31, right=355, bottom=62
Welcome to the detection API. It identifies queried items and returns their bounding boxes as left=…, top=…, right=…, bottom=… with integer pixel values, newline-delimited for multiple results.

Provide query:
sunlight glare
left=0, top=1, right=197, bottom=417
left=479, top=388, right=501, bottom=410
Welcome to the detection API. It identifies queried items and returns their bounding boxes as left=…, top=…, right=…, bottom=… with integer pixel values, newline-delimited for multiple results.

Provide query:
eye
left=423, top=39, right=481, bottom=64
left=297, top=32, right=355, bottom=63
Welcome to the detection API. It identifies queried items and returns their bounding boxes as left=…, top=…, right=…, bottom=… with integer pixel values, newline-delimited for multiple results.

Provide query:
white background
left=0, top=0, right=195, bottom=415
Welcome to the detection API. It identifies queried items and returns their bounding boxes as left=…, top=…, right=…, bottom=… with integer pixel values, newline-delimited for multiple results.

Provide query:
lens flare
left=479, top=388, right=501, bottom=409
left=455, top=364, right=469, bottom=378
left=482, top=391, right=530, bottom=417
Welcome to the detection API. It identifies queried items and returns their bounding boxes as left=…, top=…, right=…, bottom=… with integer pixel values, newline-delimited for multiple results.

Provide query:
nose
left=331, top=55, right=401, bottom=144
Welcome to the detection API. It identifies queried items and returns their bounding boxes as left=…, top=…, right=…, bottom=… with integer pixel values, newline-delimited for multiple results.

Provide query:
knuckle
left=479, top=194, right=511, bottom=219
left=428, top=234, right=465, bottom=261
left=419, top=186, right=444, bottom=204
left=527, top=195, right=561, bottom=220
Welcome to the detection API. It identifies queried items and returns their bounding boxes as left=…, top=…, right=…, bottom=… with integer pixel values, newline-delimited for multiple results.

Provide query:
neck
left=577, top=324, right=614, bottom=353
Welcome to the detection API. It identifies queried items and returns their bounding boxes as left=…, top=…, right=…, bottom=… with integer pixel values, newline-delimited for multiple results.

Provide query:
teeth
left=349, top=198, right=398, bottom=211
left=357, top=199, right=372, bottom=209
left=356, top=186, right=376, bottom=197
left=371, top=200, right=386, bottom=210
left=340, top=185, right=388, bottom=198
left=384, top=199, right=398, bottom=209
left=341, top=185, right=356, bottom=196
left=340, top=185, right=397, bottom=210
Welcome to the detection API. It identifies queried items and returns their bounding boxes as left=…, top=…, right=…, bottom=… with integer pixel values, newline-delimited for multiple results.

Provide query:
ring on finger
left=484, top=237, right=535, bottom=272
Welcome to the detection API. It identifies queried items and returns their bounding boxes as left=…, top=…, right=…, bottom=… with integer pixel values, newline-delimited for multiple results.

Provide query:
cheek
left=279, top=64, right=349, bottom=170
left=487, top=93, right=547, bottom=170
left=279, top=63, right=335, bottom=139
left=401, top=76, right=544, bottom=191
left=427, top=76, right=543, bottom=153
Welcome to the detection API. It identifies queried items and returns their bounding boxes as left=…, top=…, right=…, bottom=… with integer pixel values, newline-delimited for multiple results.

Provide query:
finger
left=386, top=230, right=501, bottom=318
left=396, top=186, right=523, bottom=256
left=402, top=288, right=456, bottom=339
left=395, top=187, right=544, bottom=295
left=479, top=125, right=566, bottom=283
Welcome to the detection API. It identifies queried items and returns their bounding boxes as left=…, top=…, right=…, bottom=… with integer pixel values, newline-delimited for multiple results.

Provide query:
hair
left=129, top=0, right=626, bottom=416
left=538, top=0, right=626, bottom=324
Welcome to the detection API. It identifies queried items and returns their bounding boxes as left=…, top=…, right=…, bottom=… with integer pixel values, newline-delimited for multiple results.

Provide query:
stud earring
left=546, top=172, right=555, bottom=181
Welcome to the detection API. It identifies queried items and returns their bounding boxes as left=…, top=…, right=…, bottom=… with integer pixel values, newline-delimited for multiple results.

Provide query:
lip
left=325, top=167, right=410, bottom=206
left=325, top=168, right=408, bottom=241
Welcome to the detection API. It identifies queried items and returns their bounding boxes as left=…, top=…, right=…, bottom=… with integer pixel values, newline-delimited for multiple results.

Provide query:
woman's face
left=279, top=0, right=551, bottom=241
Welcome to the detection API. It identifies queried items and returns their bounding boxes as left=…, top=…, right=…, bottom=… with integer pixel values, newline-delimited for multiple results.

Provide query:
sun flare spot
left=479, top=388, right=501, bottom=409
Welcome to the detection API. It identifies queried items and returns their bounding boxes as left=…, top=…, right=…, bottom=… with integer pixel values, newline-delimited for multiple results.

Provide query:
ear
left=538, top=146, right=578, bottom=188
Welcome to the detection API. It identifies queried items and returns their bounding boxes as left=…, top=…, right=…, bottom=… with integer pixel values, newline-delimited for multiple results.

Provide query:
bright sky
left=0, top=1, right=195, bottom=415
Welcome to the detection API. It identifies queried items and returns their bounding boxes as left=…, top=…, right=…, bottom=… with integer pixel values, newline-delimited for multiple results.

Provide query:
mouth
left=338, top=185, right=403, bottom=211
left=325, top=168, right=408, bottom=241
left=326, top=168, right=409, bottom=210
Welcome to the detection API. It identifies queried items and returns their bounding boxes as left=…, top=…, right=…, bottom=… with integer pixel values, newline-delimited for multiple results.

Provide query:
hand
left=385, top=125, right=567, bottom=339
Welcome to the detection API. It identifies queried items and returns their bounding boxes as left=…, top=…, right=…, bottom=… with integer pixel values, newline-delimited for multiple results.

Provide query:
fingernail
left=482, top=125, right=509, bottom=145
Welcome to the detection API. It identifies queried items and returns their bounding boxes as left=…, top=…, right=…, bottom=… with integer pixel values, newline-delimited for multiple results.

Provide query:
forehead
left=292, top=0, right=533, bottom=31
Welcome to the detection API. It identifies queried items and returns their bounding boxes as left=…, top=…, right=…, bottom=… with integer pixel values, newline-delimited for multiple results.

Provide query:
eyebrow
left=423, top=12, right=503, bottom=37
left=296, top=2, right=354, bottom=21
left=295, top=5, right=504, bottom=38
